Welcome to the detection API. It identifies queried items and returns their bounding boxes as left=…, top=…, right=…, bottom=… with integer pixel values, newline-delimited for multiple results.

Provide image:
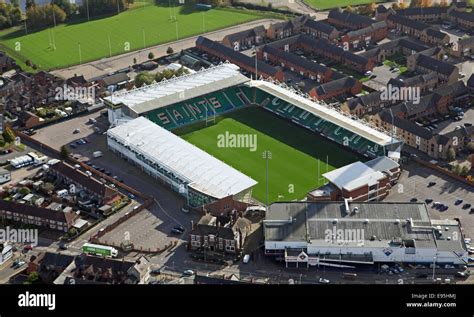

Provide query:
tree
left=60, top=145, right=70, bottom=159
left=51, top=0, right=77, bottom=16
left=26, top=4, right=67, bottom=29
left=25, top=0, right=36, bottom=10
left=2, top=126, right=15, bottom=143
left=133, top=57, right=137, bottom=65
left=134, top=72, right=154, bottom=87
left=24, top=272, right=40, bottom=284
left=162, top=69, right=176, bottom=79
left=166, top=46, right=174, bottom=54
left=439, top=0, right=448, bottom=7
left=467, top=142, right=474, bottom=153
left=454, top=164, right=462, bottom=175
left=78, top=0, right=126, bottom=18
left=447, top=148, right=456, bottom=161
left=421, top=0, right=432, bottom=7
left=148, top=52, right=154, bottom=60
left=0, top=3, right=23, bottom=29
left=410, top=0, right=423, bottom=7
left=392, top=3, right=400, bottom=10
left=461, top=165, right=470, bottom=177
left=359, top=1, right=376, bottom=15
left=345, top=5, right=354, bottom=13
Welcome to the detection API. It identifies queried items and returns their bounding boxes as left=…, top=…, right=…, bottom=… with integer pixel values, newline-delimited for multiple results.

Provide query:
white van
left=243, top=254, right=250, bottom=264
left=93, top=151, right=103, bottom=158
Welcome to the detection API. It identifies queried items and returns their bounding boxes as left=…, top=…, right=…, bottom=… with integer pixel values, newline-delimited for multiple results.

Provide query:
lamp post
left=262, top=150, right=272, bottom=207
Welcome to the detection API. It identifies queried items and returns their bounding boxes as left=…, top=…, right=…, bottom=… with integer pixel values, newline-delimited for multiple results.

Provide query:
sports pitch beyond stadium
left=0, top=5, right=263, bottom=70
left=177, top=107, right=361, bottom=203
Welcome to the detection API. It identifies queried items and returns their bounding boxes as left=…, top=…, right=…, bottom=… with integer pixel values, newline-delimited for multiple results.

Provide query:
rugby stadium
left=105, top=62, right=402, bottom=207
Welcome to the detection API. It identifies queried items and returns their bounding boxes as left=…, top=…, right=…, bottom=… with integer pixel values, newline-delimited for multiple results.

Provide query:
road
left=51, top=19, right=281, bottom=81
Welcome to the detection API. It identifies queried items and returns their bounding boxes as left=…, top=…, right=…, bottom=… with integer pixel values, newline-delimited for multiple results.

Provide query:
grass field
left=0, top=5, right=264, bottom=70
left=305, top=0, right=382, bottom=10
left=177, top=107, right=360, bottom=204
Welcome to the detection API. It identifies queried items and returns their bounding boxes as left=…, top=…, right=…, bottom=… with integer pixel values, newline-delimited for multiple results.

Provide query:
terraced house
left=222, top=26, right=266, bottom=51
left=258, top=45, right=334, bottom=83
left=341, top=21, right=388, bottom=49
left=328, top=8, right=375, bottom=30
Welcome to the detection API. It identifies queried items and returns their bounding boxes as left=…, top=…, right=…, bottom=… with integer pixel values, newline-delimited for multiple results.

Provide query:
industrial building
left=264, top=201, right=468, bottom=267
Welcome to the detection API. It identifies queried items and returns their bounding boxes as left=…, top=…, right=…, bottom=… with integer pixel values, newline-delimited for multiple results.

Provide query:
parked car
left=463, top=203, right=471, bottom=209
left=73, top=128, right=80, bottom=134
left=425, top=198, right=433, bottom=204
left=174, top=225, right=185, bottom=233
left=318, top=278, right=330, bottom=284
left=59, top=243, right=69, bottom=250
left=171, top=228, right=182, bottom=235
left=455, top=199, right=463, bottom=205
left=470, top=208, right=474, bottom=214
left=150, top=268, right=161, bottom=275
left=183, top=270, right=195, bottom=276
left=13, top=260, right=26, bottom=269
left=410, top=197, right=418, bottom=202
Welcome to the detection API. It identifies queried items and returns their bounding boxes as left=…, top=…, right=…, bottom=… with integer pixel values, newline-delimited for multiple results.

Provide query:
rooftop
left=107, top=117, right=257, bottom=199
left=104, top=62, right=249, bottom=115
left=323, top=161, right=385, bottom=191
left=264, top=201, right=465, bottom=251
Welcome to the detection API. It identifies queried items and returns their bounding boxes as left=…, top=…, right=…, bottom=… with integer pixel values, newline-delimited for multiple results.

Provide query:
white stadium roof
left=323, top=161, right=385, bottom=192
left=104, top=63, right=249, bottom=115
left=107, top=117, right=257, bottom=199
left=249, top=80, right=395, bottom=146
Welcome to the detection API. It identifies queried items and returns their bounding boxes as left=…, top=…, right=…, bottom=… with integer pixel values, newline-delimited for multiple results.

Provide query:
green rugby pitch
left=0, top=5, right=264, bottom=70
left=177, top=107, right=361, bottom=204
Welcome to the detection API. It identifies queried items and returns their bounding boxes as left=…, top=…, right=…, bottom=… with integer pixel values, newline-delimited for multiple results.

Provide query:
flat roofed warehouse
left=264, top=201, right=467, bottom=266
left=107, top=117, right=257, bottom=207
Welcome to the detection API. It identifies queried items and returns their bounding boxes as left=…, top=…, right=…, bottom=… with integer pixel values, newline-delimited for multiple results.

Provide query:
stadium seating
left=145, top=85, right=252, bottom=129
left=257, top=88, right=387, bottom=158
left=142, top=83, right=387, bottom=158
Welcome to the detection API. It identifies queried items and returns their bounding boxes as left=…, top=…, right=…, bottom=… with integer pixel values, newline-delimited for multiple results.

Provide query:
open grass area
left=305, top=0, right=382, bottom=10
left=0, top=5, right=265, bottom=70
left=178, top=107, right=360, bottom=203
